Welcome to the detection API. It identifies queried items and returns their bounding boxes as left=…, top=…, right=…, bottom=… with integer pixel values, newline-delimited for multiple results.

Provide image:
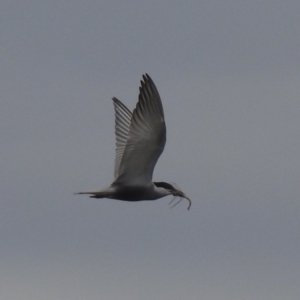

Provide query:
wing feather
left=113, top=74, right=166, bottom=186
left=112, top=97, right=132, bottom=178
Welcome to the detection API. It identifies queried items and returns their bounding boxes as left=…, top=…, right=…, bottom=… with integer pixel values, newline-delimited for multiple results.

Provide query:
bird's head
left=154, top=182, right=191, bottom=210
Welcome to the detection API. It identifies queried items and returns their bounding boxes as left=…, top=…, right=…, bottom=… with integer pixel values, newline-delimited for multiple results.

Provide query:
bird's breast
left=112, top=185, right=158, bottom=201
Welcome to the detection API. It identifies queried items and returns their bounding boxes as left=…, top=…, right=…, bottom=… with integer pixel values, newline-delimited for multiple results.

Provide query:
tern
left=76, top=74, right=191, bottom=210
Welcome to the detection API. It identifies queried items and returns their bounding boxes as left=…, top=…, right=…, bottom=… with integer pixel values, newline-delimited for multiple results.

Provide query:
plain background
left=1, top=1, right=300, bottom=299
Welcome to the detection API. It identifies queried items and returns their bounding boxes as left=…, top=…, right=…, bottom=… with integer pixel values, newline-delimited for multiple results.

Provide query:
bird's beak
left=170, top=189, right=192, bottom=210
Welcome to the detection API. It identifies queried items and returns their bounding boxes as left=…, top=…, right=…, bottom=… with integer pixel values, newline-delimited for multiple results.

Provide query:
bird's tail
left=74, top=191, right=112, bottom=199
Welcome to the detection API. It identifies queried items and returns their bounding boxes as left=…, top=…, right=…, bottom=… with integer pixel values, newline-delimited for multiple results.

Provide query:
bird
left=75, top=74, right=191, bottom=210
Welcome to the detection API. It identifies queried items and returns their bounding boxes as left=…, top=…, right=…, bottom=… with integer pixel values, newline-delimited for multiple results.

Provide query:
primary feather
left=112, top=74, right=166, bottom=186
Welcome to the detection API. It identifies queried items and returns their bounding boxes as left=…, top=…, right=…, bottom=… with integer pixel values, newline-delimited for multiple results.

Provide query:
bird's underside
left=77, top=185, right=160, bottom=201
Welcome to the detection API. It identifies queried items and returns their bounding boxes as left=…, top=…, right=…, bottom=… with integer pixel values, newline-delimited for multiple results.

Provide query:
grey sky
left=1, top=1, right=300, bottom=299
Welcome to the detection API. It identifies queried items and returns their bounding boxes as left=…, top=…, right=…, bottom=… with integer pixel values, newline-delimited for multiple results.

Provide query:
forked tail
left=74, top=191, right=112, bottom=199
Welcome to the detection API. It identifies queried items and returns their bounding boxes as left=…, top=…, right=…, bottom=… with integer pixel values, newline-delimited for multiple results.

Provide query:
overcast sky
left=1, top=1, right=300, bottom=299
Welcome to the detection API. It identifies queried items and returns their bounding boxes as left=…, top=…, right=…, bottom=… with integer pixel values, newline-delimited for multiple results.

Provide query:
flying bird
left=76, top=74, right=191, bottom=210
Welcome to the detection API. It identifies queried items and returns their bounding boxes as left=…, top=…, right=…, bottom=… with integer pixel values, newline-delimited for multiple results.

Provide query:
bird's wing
left=113, top=74, right=166, bottom=186
left=112, top=97, right=132, bottom=178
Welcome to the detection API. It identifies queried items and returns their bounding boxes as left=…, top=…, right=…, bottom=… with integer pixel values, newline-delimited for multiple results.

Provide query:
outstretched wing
left=112, top=97, right=132, bottom=178
left=113, top=74, right=166, bottom=186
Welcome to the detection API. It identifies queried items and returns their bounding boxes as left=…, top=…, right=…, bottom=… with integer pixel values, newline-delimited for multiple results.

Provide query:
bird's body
left=76, top=74, right=191, bottom=209
left=78, top=184, right=168, bottom=201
